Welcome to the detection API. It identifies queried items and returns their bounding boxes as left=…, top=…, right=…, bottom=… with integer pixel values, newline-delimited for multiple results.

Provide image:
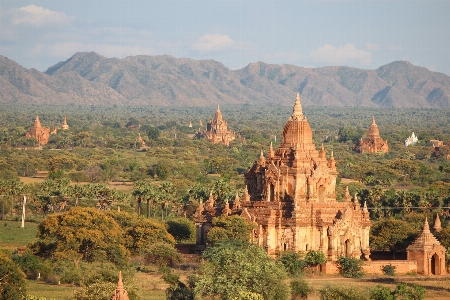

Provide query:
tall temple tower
left=194, top=93, right=371, bottom=260
left=354, top=116, right=389, bottom=153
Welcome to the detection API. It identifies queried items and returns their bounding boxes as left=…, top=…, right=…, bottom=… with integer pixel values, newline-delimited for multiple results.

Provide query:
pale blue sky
left=1, top=0, right=449, bottom=75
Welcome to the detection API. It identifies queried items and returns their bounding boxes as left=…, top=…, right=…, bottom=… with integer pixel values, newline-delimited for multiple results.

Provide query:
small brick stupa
left=110, top=271, right=130, bottom=300
left=406, top=218, right=446, bottom=275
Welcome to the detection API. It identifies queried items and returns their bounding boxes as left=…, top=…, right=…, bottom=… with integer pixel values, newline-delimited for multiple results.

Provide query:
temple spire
left=423, top=217, right=430, bottom=233
left=292, top=92, right=303, bottom=119
left=34, top=115, right=42, bottom=128
left=319, top=143, right=326, bottom=159
left=372, top=116, right=376, bottom=126
left=110, top=271, right=130, bottom=300
left=433, top=213, right=442, bottom=232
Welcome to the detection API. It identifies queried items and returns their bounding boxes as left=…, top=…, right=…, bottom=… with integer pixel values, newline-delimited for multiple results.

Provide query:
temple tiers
left=354, top=116, right=389, bottom=153
left=195, top=105, right=235, bottom=146
left=194, top=92, right=371, bottom=260
left=25, top=115, right=51, bottom=145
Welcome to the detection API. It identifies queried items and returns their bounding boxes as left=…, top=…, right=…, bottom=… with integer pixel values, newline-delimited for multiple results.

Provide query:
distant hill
left=1, top=52, right=450, bottom=108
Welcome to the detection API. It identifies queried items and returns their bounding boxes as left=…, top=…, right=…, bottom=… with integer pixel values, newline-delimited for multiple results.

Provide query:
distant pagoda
left=25, top=115, right=52, bottom=145
left=195, top=105, right=235, bottom=146
left=61, top=115, right=70, bottom=130
left=353, top=116, right=389, bottom=153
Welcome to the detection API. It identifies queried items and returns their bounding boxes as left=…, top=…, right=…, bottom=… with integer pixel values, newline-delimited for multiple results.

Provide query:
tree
left=370, top=219, right=419, bottom=259
left=30, top=207, right=129, bottom=267
left=207, top=215, right=256, bottom=246
left=0, top=253, right=27, bottom=300
left=143, top=242, right=182, bottom=268
left=194, top=241, right=289, bottom=300
left=166, top=218, right=196, bottom=243
left=336, top=256, right=364, bottom=278
left=125, top=218, right=175, bottom=254
left=147, top=127, right=160, bottom=140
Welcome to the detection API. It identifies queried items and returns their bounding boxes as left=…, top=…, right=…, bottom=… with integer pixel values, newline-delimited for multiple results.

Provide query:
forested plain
left=1, top=103, right=450, bottom=300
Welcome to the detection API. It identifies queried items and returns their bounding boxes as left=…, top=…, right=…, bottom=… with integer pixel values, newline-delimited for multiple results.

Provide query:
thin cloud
left=11, top=4, right=73, bottom=27
left=386, top=45, right=402, bottom=51
left=266, top=50, right=303, bottom=62
left=192, top=34, right=235, bottom=52
left=307, top=44, right=372, bottom=65
left=366, top=42, right=380, bottom=51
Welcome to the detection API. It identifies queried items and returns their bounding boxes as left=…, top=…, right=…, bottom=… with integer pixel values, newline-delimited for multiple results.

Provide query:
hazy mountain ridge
left=1, top=52, right=450, bottom=107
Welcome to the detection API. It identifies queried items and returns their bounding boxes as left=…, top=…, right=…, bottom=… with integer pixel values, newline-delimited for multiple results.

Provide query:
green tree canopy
left=30, top=207, right=129, bottom=267
left=166, top=217, right=196, bottom=243
left=370, top=219, right=420, bottom=258
left=194, top=241, right=289, bottom=300
left=207, top=215, right=256, bottom=246
left=0, top=253, right=27, bottom=300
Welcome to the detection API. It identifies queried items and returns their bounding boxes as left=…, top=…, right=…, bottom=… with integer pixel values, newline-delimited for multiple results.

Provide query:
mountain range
left=1, top=52, right=450, bottom=108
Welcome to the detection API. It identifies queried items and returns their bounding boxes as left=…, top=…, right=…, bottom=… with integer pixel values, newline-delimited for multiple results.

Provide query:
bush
left=394, top=283, right=426, bottom=300
left=278, top=251, right=307, bottom=276
left=291, top=279, right=310, bottom=300
left=370, top=285, right=395, bottom=300
left=370, top=283, right=426, bottom=300
left=319, top=285, right=369, bottom=300
left=143, top=242, right=182, bottom=268
left=304, top=250, right=327, bottom=269
left=336, top=256, right=364, bottom=278
left=166, top=218, right=196, bottom=243
left=0, top=254, right=27, bottom=300
left=12, top=252, right=53, bottom=280
left=381, top=264, right=396, bottom=276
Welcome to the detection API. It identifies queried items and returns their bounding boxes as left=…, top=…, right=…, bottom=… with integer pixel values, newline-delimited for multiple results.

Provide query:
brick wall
left=323, top=260, right=417, bottom=275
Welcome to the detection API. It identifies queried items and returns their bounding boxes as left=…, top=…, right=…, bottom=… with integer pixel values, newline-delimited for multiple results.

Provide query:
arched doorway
left=431, top=253, right=439, bottom=275
left=269, top=183, right=275, bottom=202
left=344, top=239, right=351, bottom=257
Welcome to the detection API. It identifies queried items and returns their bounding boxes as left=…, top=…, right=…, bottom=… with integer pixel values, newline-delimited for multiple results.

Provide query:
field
left=0, top=220, right=38, bottom=250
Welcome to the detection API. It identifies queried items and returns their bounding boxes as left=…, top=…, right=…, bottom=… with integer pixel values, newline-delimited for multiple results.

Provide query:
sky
left=1, top=0, right=449, bottom=75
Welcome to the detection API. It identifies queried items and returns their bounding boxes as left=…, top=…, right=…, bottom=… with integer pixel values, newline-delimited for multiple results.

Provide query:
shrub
left=0, top=254, right=27, bottom=300
left=370, top=285, right=395, bottom=300
left=304, top=250, right=327, bottom=267
left=336, top=256, right=364, bottom=278
left=166, top=218, right=196, bottom=243
left=381, top=264, right=396, bottom=276
left=395, top=283, right=426, bottom=300
left=291, top=279, right=310, bottom=300
left=143, top=242, right=182, bottom=268
left=370, top=283, right=426, bottom=300
left=12, top=252, right=53, bottom=280
left=278, top=251, right=307, bottom=276
left=319, top=285, right=369, bottom=300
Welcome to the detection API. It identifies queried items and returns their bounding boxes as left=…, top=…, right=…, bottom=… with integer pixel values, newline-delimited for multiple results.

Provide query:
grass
left=304, top=274, right=450, bottom=300
left=0, top=220, right=38, bottom=250
left=26, top=280, right=80, bottom=300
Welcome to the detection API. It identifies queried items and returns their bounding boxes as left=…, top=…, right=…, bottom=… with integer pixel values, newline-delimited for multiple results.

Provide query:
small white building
left=405, top=132, right=418, bottom=146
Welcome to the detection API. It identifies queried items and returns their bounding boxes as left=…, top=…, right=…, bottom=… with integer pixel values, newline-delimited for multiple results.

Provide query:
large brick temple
left=195, top=105, right=235, bottom=146
left=194, top=92, right=371, bottom=260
